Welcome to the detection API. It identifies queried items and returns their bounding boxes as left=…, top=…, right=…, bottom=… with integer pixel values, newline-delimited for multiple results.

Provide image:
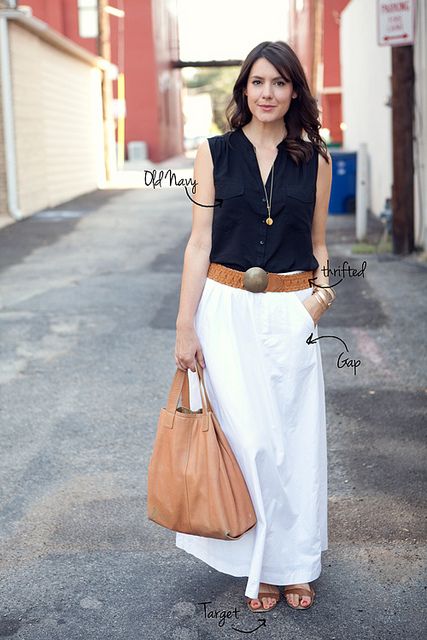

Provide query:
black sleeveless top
left=207, top=127, right=319, bottom=273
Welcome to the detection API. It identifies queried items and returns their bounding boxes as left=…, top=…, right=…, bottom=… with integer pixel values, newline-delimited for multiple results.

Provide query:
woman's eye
left=252, top=80, right=286, bottom=86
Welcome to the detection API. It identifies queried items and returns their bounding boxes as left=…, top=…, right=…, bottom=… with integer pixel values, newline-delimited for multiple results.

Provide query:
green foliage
left=351, top=243, right=378, bottom=254
left=351, top=240, right=393, bottom=254
left=184, top=67, right=240, bottom=133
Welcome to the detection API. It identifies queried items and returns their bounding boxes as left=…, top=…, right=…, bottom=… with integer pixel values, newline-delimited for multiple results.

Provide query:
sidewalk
left=0, top=174, right=425, bottom=639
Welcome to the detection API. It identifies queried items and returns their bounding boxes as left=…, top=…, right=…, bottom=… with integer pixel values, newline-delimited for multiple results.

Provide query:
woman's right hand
left=175, top=325, right=206, bottom=372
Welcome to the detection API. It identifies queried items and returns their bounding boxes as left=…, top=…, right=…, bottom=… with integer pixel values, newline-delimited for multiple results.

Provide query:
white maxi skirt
left=175, top=271, right=328, bottom=599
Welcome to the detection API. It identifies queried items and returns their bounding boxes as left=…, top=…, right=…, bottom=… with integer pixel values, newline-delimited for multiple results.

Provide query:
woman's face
left=244, top=57, right=297, bottom=125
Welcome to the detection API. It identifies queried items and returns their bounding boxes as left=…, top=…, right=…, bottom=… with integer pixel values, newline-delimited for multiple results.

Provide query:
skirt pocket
left=291, top=290, right=315, bottom=332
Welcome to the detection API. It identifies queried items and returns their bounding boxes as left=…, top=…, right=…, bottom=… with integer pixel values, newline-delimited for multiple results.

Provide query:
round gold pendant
left=266, top=217, right=273, bottom=225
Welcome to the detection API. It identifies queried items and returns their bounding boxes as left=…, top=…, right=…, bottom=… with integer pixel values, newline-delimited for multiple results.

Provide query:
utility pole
left=391, top=44, right=415, bottom=254
left=97, top=0, right=113, bottom=182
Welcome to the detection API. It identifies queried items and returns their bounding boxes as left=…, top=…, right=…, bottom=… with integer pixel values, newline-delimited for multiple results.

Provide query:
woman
left=174, top=40, right=333, bottom=612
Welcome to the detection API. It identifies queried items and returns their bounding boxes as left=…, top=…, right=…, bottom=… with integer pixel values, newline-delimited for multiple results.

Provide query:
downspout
left=0, top=13, right=23, bottom=221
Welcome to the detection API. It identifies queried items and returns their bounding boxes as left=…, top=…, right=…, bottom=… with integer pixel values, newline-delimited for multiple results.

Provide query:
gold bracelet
left=314, top=286, right=336, bottom=306
left=326, top=286, right=336, bottom=303
left=313, top=286, right=331, bottom=301
left=313, top=288, right=329, bottom=305
left=313, top=291, right=328, bottom=310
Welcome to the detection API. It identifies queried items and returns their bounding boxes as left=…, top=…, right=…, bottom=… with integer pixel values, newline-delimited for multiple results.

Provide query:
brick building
left=17, top=0, right=184, bottom=162
left=289, top=0, right=351, bottom=145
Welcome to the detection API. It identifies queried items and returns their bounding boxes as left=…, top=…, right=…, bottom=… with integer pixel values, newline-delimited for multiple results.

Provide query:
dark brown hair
left=225, top=40, right=330, bottom=165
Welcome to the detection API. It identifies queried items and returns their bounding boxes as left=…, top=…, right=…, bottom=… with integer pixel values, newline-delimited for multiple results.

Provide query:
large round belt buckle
left=243, top=267, right=269, bottom=292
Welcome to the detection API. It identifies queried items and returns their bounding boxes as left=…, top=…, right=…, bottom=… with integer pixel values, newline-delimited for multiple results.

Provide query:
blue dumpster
left=329, top=150, right=357, bottom=214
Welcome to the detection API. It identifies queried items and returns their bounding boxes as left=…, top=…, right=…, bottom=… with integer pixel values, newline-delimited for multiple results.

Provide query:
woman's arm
left=304, top=149, right=333, bottom=323
left=312, top=149, right=333, bottom=286
left=175, top=139, right=215, bottom=371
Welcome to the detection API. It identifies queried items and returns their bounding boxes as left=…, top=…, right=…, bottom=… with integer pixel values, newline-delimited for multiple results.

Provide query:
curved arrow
left=306, top=333, right=349, bottom=352
left=308, top=276, right=343, bottom=288
left=231, top=619, right=267, bottom=633
left=184, top=186, right=224, bottom=208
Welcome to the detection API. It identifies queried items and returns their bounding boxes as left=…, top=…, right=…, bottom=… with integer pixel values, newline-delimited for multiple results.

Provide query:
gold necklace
left=264, top=162, right=274, bottom=225
left=253, top=146, right=275, bottom=226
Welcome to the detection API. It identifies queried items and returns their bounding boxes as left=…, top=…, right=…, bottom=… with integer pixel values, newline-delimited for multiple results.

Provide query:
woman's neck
left=242, top=120, right=287, bottom=149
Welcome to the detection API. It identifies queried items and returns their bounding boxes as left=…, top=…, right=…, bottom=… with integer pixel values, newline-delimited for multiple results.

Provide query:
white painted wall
left=10, top=21, right=105, bottom=216
left=413, top=0, right=427, bottom=250
left=340, top=0, right=392, bottom=218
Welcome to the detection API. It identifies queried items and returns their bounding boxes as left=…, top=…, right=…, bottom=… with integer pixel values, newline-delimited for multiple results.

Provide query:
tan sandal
left=246, top=583, right=280, bottom=612
left=283, top=584, right=315, bottom=610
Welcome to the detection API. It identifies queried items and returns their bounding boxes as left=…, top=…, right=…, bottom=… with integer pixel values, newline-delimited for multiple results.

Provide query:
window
left=77, top=0, right=98, bottom=38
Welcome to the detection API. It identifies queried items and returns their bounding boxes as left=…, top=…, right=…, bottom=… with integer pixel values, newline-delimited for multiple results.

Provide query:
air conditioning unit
left=128, top=141, right=148, bottom=161
left=18, top=4, right=33, bottom=16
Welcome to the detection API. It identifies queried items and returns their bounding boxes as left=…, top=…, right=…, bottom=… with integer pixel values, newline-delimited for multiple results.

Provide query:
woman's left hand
left=303, top=293, right=327, bottom=327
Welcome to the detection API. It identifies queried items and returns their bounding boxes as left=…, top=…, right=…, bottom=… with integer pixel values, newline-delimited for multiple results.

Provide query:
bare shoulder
left=318, top=148, right=332, bottom=169
left=192, top=138, right=214, bottom=205
left=194, top=138, right=213, bottom=171
left=317, top=148, right=332, bottom=190
left=197, top=138, right=210, bottom=154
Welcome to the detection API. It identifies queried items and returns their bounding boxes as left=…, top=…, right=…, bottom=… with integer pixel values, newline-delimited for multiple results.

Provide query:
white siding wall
left=9, top=21, right=105, bottom=216
left=0, top=58, right=7, bottom=218
left=414, top=0, right=427, bottom=249
left=340, top=0, right=392, bottom=217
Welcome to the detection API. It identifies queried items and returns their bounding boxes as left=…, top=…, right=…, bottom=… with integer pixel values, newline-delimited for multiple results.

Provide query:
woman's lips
left=259, top=105, right=276, bottom=111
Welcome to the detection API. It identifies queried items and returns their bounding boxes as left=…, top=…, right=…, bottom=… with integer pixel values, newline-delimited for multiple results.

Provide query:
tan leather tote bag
left=147, top=361, right=257, bottom=540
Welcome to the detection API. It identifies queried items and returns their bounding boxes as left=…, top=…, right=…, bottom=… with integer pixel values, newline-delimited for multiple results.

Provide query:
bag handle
left=195, top=361, right=213, bottom=413
left=166, top=362, right=212, bottom=415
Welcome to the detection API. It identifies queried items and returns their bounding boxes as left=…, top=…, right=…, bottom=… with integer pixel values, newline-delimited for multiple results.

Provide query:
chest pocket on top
left=213, top=179, right=245, bottom=231
left=286, top=184, right=314, bottom=204
left=215, top=178, right=245, bottom=204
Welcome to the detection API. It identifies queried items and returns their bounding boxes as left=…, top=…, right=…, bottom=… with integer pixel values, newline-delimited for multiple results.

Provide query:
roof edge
left=0, top=8, right=117, bottom=73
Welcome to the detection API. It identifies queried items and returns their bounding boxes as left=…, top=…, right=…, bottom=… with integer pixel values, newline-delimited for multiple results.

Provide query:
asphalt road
left=0, top=175, right=425, bottom=640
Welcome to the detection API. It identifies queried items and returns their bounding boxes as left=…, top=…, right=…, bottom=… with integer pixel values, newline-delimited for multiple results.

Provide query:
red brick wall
left=17, top=0, right=183, bottom=161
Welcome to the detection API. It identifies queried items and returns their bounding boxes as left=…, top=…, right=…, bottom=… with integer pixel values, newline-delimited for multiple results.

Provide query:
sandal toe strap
left=284, top=586, right=314, bottom=597
left=258, top=591, right=280, bottom=600
left=258, top=584, right=280, bottom=596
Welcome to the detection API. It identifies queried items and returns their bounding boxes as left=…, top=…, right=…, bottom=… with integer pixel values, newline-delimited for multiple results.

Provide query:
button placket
left=237, top=127, right=288, bottom=204
left=227, top=128, right=290, bottom=269
left=258, top=214, right=268, bottom=253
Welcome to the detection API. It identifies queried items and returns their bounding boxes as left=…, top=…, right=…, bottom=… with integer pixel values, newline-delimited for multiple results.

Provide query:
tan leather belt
left=207, top=263, right=314, bottom=293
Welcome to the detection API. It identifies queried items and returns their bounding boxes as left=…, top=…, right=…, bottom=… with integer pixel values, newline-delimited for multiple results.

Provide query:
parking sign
left=377, top=0, right=416, bottom=46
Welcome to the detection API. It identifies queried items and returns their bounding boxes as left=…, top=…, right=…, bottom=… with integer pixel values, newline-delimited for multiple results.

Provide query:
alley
left=0, top=179, right=425, bottom=640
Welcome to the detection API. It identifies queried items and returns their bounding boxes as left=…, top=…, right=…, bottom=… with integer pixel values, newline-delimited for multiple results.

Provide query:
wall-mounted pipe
left=0, top=14, right=22, bottom=220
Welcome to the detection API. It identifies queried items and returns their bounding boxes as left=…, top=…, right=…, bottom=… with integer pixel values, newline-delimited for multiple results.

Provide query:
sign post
left=378, top=0, right=416, bottom=254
